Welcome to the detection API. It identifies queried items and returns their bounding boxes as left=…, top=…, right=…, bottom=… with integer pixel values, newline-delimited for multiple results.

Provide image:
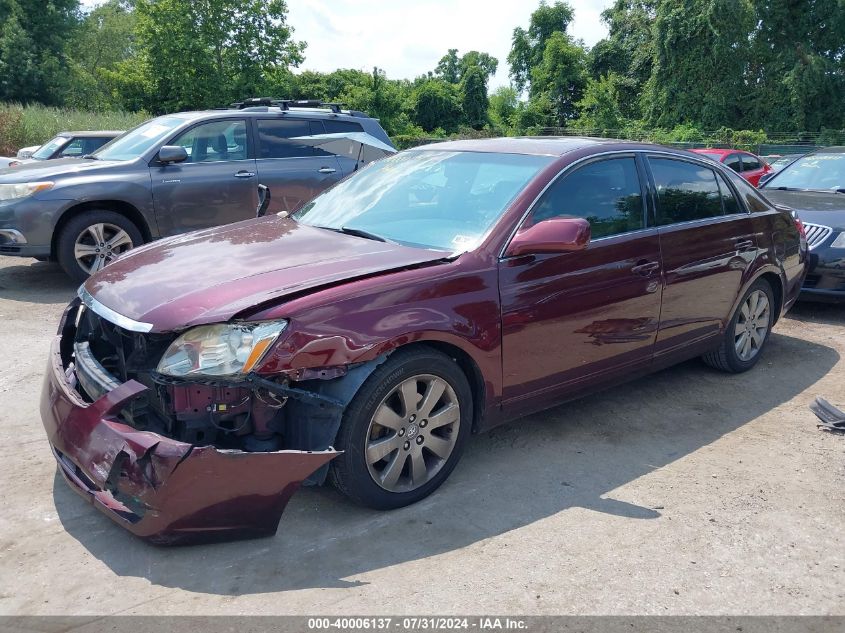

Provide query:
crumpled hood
left=84, top=216, right=450, bottom=332
left=0, top=157, right=127, bottom=181
left=762, top=189, right=845, bottom=228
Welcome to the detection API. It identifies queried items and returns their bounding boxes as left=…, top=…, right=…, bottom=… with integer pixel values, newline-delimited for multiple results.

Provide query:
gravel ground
left=0, top=255, right=842, bottom=616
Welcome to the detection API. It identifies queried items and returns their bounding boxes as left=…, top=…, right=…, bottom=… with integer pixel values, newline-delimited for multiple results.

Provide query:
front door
left=150, top=118, right=257, bottom=235
left=499, top=154, right=663, bottom=417
left=253, top=118, right=343, bottom=214
left=646, top=155, right=758, bottom=359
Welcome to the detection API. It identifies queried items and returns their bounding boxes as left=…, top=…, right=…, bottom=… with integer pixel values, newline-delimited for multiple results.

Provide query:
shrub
left=0, top=102, right=149, bottom=155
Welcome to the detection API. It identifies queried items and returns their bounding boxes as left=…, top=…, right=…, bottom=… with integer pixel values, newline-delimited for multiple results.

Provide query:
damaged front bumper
left=40, top=334, right=340, bottom=545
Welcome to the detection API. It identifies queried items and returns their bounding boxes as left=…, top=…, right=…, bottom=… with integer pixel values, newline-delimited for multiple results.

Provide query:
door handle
left=234, top=170, right=255, bottom=178
left=631, top=260, right=660, bottom=276
left=318, top=167, right=337, bottom=174
left=734, top=239, right=754, bottom=251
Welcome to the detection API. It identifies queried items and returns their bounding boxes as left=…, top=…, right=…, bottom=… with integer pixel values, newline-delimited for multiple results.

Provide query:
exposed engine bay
left=62, top=298, right=381, bottom=482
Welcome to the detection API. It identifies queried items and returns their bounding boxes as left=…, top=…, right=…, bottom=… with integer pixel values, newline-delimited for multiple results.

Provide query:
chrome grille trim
left=802, top=222, right=833, bottom=250
left=77, top=286, right=154, bottom=333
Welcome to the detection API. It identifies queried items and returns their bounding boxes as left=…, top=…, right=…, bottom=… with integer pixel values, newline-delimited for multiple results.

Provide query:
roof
left=57, top=130, right=124, bottom=137
left=689, top=148, right=753, bottom=156
left=410, top=136, right=663, bottom=157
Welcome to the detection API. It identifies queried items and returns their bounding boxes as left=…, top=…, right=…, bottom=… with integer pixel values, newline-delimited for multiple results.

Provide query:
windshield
left=292, top=150, right=552, bottom=252
left=764, top=152, right=845, bottom=191
left=92, top=116, right=187, bottom=161
left=31, top=136, right=70, bottom=160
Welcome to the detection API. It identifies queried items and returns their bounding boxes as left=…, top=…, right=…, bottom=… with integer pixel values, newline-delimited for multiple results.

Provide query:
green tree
left=588, top=0, right=655, bottom=120
left=435, top=48, right=461, bottom=83
left=460, top=51, right=498, bottom=81
left=130, top=0, right=305, bottom=112
left=0, top=0, right=79, bottom=105
left=489, top=85, right=518, bottom=132
left=574, top=73, right=625, bottom=130
left=508, top=1, right=575, bottom=93
left=643, top=0, right=754, bottom=129
left=67, top=0, right=136, bottom=109
left=460, top=65, right=488, bottom=129
left=410, top=79, right=461, bottom=132
left=746, top=0, right=845, bottom=132
left=529, top=31, right=587, bottom=125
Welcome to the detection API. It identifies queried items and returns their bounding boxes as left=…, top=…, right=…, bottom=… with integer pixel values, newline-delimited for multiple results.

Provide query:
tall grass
left=0, top=103, right=149, bottom=155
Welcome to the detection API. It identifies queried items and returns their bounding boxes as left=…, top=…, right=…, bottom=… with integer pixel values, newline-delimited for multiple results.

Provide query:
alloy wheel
left=734, top=289, right=770, bottom=362
left=365, top=374, right=461, bottom=493
left=73, top=223, right=134, bottom=275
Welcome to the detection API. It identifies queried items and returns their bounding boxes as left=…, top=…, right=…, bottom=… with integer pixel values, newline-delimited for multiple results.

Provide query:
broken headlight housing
left=157, top=320, right=288, bottom=378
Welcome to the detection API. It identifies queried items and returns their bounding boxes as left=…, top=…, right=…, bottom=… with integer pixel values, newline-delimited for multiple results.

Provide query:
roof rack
left=229, top=98, right=348, bottom=114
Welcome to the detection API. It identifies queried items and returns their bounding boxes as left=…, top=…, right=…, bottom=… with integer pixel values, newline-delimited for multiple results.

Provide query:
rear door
left=150, top=118, right=257, bottom=235
left=320, top=118, right=366, bottom=176
left=253, top=118, right=343, bottom=214
left=647, top=155, right=758, bottom=359
left=500, top=154, right=663, bottom=416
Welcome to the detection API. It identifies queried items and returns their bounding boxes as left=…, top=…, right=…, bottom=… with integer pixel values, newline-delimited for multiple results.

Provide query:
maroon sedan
left=41, top=138, right=808, bottom=544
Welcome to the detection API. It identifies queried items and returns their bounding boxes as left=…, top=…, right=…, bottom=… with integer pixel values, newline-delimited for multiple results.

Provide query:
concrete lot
left=0, top=254, right=843, bottom=616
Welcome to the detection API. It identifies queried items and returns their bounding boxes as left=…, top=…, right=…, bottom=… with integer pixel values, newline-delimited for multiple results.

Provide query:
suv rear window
left=322, top=119, right=364, bottom=134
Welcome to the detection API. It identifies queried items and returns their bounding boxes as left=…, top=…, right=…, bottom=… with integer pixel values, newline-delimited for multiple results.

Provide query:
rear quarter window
left=723, top=168, right=771, bottom=212
left=322, top=119, right=365, bottom=134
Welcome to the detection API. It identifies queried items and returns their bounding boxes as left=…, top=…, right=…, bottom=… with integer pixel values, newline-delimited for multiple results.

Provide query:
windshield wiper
left=340, top=226, right=386, bottom=242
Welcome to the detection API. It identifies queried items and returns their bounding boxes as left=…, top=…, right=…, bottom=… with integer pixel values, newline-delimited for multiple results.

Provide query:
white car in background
left=16, top=144, right=40, bottom=159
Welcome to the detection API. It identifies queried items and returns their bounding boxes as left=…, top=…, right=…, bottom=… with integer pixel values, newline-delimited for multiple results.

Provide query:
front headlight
left=157, top=320, right=288, bottom=378
left=830, top=232, right=845, bottom=249
left=0, top=181, right=54, bottom=202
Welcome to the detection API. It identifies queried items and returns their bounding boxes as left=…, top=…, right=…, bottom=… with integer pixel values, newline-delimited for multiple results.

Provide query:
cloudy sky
left=81, top=0, right=614, bottom=89
left=286, top=0, right=613, bottom=89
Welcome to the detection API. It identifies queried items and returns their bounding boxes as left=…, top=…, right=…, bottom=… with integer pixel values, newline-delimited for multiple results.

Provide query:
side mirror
left=157, top=146, right=188, bottom=164
left=505, top=217, right=591, bottom=258
left=257, top=184, right=271, bottom=217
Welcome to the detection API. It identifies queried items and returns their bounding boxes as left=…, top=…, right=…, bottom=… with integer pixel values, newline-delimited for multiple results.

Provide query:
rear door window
left=256, top=119, right=318, bottom=158
left=741, top=155, right=761, bottom=172
left=724, top=154, right=742, bottom=173
left=532, top=156, right=645, bottom=239
left=648, top=158, right=723, bottom=225
left=724, top=168, right=771, bottom=212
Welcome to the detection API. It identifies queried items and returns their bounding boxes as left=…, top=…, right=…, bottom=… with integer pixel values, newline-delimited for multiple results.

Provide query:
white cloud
left=286, top=0, right=613, bottom=90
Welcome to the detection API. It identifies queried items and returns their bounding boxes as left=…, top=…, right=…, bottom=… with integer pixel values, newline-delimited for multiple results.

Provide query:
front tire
left=329, top=346, right=472, bottom=510
left=702, top=279, right=775, bottom=373
left=56, top=210, right=142, bottom=283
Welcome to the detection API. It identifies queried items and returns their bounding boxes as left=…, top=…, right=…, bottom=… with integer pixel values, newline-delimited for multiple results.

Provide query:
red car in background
left=690, top=148, right=773, bottom=186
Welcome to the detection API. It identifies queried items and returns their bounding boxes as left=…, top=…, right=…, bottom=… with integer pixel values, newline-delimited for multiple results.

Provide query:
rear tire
left=329, top=346, right=472, bottom=510
left=56, top=210, right=142, bottom=283
left=702, top=278, right=775, bottom=373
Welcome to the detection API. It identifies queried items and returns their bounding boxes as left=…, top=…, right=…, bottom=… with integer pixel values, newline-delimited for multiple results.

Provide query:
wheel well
left=51, top=201, right=152, bottom=258
left=401, top=341, right=486, bottom=433
left=759, top=272, right=783, bottom=324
